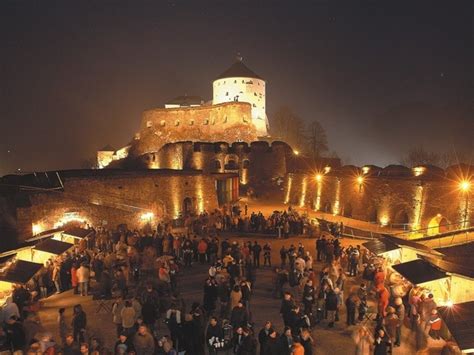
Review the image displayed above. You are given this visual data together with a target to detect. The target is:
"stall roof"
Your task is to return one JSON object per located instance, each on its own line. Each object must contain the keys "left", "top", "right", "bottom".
{"left": 383, "top": 235, "right": 444, "bottom": 257}
{"left": 392, "top": 259, "right": 448, "bottom": 285}
{"left": 438, "top": 301, "right": 474, "bottom": 352}
{"left": 420, "top": 255, "right": 474, "bottom": 279}
{"left": 362, "top": 239, "right": 400, "bottom": 255}
{"left": 25, "top": 228, "right": 63, "bottom": 243}
{"left": 63, "top": 227, "right": 93, "bottom": 239}
{"left": 35, "top": 239, "right": 73, "bottom": 255}
{"left": 0, "top": 260, "right": 43, "bottom": 284}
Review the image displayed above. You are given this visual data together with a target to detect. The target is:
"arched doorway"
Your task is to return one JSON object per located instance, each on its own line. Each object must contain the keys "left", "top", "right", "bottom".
{"left": 343, "top": 203, "right": 353, "bottom": 218}
{"left": 323, "top": 201, "right": 332, "bottom": 213}
{"left": 183, "top": 197, "right": 194, "bottom": 216}
{"left": 367, "top": 207, "right": 378, "bottom": 223}
{"left": 394, "top": 210, "right": 409, "bottom": 226}
{"left": 427, "top": 215, "right": 450, "bottom": 236}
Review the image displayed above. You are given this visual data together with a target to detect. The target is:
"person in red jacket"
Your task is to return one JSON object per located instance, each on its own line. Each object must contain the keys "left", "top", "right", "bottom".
{"left": 377, "top": 285, "right": 390, "bottom": 320}
{"left": 198, "top": 239, "right": 208, "bottom": 264}
{"left": 71, "top": 263, "right": 78, "bottom": 295}
{"left": 429, "top": 309, "right": 442, "bottom": 339}
{"left": 374, "top": 267, "right": 386, "bottom": 289}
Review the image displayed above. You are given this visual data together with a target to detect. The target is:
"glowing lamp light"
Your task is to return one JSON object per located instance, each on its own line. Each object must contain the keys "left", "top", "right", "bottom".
{"left": 293, "top": 150, "right": 299, "bottom": 156}
{"left": 323, "top": 166, "right": 331, "bottom": 174}
{"left": 380, "top": 216, "right": 389, "bottom": 227}
{"left": 362, "top": 166, "right": 370, "bottom": 175}
{"left": 460, "top": 180, "right": 471, "bottom": 192}
{"left": 446, "top": 300, "right": 454, "bottom": 307}
{"left": 356, "top": 176, "right": 364, "bottom": 185}
{"left": 32, "top": 224, "right": 42, "bottom": 236}
{"left": 315, "top": 174, "right": 323, "bottom": 182}
{"left": 413, "top": 166, "right": 426, "bottom": 177}
{"left": 140, "top": 212, "right": 154, "bottom": 221}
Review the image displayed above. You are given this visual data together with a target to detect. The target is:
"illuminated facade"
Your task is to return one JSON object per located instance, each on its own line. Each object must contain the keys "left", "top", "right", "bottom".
{"left": 284, "top": 164, "right": 474, "bottom": 238}
{"left": 97, "top": 59, "right": 268, "bottom": 168}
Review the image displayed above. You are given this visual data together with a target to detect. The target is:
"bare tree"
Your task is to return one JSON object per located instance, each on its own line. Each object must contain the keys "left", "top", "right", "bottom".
{"left": 270, "top": 106, "right": 306, "bottom": 151}
{"left": 306, "top": 120, "right": 328, "bottom": 159}
{"left": 400, "top": 146, "right": 440, "bottom": 167}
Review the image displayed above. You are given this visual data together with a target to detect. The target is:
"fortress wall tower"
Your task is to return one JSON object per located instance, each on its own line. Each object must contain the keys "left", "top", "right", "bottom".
{"left": 213, "top": 58, "right": 268, "bottom": 137}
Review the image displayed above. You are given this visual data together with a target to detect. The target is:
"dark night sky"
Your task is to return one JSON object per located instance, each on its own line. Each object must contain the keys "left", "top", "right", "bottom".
{"left": 1, "top": 0, "right": 472, "bottom": 175}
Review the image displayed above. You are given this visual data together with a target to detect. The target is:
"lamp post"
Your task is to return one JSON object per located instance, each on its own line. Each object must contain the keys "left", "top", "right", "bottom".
{"left": 460, "top": 180, "right": 471, "bottom": 229}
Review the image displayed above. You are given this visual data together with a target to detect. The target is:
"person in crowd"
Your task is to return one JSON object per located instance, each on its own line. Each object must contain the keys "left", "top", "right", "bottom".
{"left": 300, "top": 328, "right": 313, "bottom": 355}
{"left": 72, "top": 304, "right": 87, "bottom": 343}
{"left": 206, "top": 316, "right": 223, "bottom": 355}
{"left": 58, "top": 307, "right": 68, "bottom": 345}
{"left": 429, "top": 309, "right": 442, "bottom": 340}
{"left": 373, "top": 328, "right": 391, "bottom": 355}
{"left": 121, "top": 300, "right": 137, "bottom": 338}
{"left": 76, "top": 263, "right": 90, "bottom": 297}
{"left": 133, "top": 325, "right": 155, "bottom": 355}
{"left": 257, "top": 321, "right": 272, "bottom": 355}
{"left": 115, "top": 332, "right": 135, "bottom": 354}
{"left": 278, "top": 326, "right": 293, "bottom": 355}
{"left": 352, "top": 326, "right": 373, "bottom": 355}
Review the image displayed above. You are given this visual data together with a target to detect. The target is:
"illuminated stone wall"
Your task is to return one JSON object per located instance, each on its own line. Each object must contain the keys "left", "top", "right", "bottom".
{"left": 9, "top": 170, "right": 224, "bottom": 242}
{"left": 284, "top": 165, "right": 474, "bottom": 233}
{"left": 138, "top": 141, "right": 291, "bottom": 190}
{"left": 132, "top": 102, "right": 258, "bottom": 157}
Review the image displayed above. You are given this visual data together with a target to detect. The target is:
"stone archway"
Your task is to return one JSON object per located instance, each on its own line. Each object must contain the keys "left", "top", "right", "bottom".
{"left": 183, "top": 197, "right": 194, "bottom": 216}
{"left": 427, "top": 215, "right": 450, "bottom": 236}
{"left": 394, "top": 210, "right": 409, "bottom": 226}
{"left": 323, "top": 201, "right": 332, "bottom": 213}
{"left": 367, "top": 206, "right": 378, "bottom": 223}
{"left": 343, "top": 203, "right": 353, "bottom": 218}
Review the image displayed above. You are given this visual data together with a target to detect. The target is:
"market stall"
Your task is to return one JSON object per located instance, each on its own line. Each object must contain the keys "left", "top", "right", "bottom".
{"left": 58, "top": 227, "right": 93, "bottom": 244}
{"left": 362, "top": 238, "right": 402, "bottom": 265}
{"left": 17, "top": 238, "right": 74, "bottom": 264}
{"left": 438, "top": 301, "right": 474, "bottom": 353}
{"left": 421, "top": 254, "right": 474, "bottom": 305}
{"left": 0, "top": 258, "right": 43, "bottom": 304}
{"left": 392, "top": 259, "right": 450, "bottom": 305}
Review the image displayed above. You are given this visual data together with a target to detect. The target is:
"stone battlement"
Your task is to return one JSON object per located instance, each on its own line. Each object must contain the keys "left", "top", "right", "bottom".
{"left": 133, "top": 101, "right": 258, "bottom": 156}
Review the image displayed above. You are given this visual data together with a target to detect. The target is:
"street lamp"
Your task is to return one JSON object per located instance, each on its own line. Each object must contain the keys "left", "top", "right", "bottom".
{"left": 460, "top": 180, "right": 471, "bottom": 192}
{"left": 315, "top": 174, "right": 323, "bottom": 182}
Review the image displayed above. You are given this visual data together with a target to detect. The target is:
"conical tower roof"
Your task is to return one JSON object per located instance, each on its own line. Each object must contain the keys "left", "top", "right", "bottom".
{"left": 216, "top": 60, "right": 263, "bottom": 80}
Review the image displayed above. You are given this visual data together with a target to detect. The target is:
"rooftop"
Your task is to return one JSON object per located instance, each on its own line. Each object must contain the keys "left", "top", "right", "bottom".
{"left": 438, "top": 301, "right": 474, "bottom": 352}
{"left": 216, "top": 60, "right": 263, "bottom": 80}
{"left": 392, "top": 259, "right": 448, "bottom": 285}
{"left": 165, "top": 95, "right": 203, "bottom": 107}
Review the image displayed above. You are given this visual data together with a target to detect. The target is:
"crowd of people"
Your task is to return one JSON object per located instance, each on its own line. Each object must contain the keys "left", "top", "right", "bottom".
{"left": 0, "top": 205, "right": 459, "bottom": 354}
{"left": 184, "top": 206, "right": 313, "bottom": 238}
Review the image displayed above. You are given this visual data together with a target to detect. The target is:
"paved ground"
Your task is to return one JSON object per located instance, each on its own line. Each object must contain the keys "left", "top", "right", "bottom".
{"left": 37, "top": 232, "right": 448, "bottom": 354}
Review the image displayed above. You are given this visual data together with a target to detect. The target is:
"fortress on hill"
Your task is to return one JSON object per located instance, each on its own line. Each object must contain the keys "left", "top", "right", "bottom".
{"left": 0, "top": 58, "right": 472, "bottom": 246}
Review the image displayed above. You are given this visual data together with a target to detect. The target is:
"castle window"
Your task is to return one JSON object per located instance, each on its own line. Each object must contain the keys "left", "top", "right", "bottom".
{"left": 189, "top": 119, "right": 194, "bottom": 126}
{"left": 214, "top": 160, "right": 221, "bottom": 170}
{"left": 234, "top": 80, "right": 237, "bottom": 83}
{"left": 254, "top": 92, "right": 257, "bottom": 96}
{"left": 252, "top": 103, "right": 256, "bottom": 107}
{"left": 223, "top": 116, "right": 227, "bottom": 123}
{"left": 146, "top": 121, "right": 152, "bottom": 128}
{"left": 211, "top": 117, "right": 215, "bottom": 125}
{"left": 160, "top": 120, "right": 166, "bottom": 127}
{"left": 243, "top": 160, "right": 250, "bottom": 169}
{"left": 203, "top": 119, "right": 209, "bottom": 125}
{"left": 243, "top": 116, "right": 248, "bottom": 123}
{"left": 175, "top": 120, "right": 180, "bottom": 126}
{"left": 226, "top": 92, "right": 229, "bottom": 96}
{"left": 242, "top": 80, "right": 244, "bottom": 83}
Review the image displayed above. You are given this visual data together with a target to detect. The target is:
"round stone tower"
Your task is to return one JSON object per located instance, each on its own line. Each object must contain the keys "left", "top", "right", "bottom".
{"left": 213, "top": 57, "right": 269, "bottom": 137}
